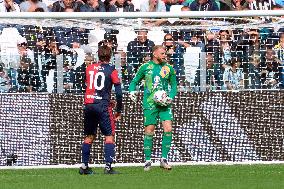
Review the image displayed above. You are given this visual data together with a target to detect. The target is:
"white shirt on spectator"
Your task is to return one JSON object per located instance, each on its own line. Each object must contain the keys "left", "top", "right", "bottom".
{"left": 140, "top": 0, "right": 166, "bottom": 12}
{"left": 223, "top": 67, "right": 244, "bottom": 90}
{"left": 0, "top": 27, "right": 23, "bottom": 69}
{"left": 20, "top": 1, "right": 49, "bottom": 12}
{"left": 0, "top": 0, "right": 20, "bottom": 12}
{"left": 131, "top": 0, "right": 141, "bottom": 11}
{"left": 42, "top": 0, "right": 57, "bottom": 9}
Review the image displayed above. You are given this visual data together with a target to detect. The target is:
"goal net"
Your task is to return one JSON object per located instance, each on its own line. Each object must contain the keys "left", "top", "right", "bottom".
{"left": 0, "top": 12, "right": 283, "bottom": 166}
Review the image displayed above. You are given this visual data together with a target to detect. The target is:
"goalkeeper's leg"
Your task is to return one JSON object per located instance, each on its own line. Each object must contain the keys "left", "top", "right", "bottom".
{"left": 160, "top": 107, "right": 173, "bottom": 170}
{"left": 144, "top": 125, "right": 155, "bottom": 171}
{"left": 143, "top": 109, "right": 158, "bottom": 171}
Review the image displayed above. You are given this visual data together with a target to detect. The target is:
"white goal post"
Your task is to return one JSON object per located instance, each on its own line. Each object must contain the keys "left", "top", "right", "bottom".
{"left": 0, "top": 11, "right": 283, "bottom": 169}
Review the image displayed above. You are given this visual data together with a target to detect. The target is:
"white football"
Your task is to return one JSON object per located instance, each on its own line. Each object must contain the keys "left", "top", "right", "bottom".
{"left": 153, "top": 90, "right": 168, "bottom": 105}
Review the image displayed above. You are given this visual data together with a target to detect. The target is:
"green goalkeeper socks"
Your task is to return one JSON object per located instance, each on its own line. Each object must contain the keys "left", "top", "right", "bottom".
{"left": 144, "top": 134, "right": 153, "bottom": 161}
{"left": 162, "top": 132, "right": 172, "bottom": 159}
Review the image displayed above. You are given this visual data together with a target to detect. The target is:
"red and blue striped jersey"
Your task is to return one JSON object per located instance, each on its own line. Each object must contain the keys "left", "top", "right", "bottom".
{"left": 84, "top": 62, "right": 122, "bottom": 112}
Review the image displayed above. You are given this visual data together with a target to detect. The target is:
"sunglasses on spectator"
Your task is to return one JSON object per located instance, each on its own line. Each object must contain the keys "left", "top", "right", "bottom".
{"left": 164, "top": 38, "right": 173, "bottom": 41}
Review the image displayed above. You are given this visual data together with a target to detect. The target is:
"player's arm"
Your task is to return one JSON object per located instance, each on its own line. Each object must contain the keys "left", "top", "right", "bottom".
{"left": 128, "top": 64, "right": 146, "bottom": 101}
{"left": 111, "top": 69, "right": 123, "bottom": 119}
{"left": 168, "top": 65, "right": 178, "bottom": 99}
{"left": 129, "top": 64, "right": 146, "bottom": 92}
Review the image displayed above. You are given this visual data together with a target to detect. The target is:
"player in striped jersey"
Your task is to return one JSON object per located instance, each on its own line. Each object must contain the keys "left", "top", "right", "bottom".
{"left": 79, "top": 45, "right": 122, "bottom": 175}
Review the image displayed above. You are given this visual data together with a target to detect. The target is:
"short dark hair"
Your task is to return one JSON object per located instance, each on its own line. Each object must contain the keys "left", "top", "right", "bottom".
{"left": 98, "top": 45, "right": 112, "bottom": 62}
{"left": 230, "top": 57, "right": 240, "bottom": 67}
{"left": 20, "top": 56, "right": 32, "bottom": 64}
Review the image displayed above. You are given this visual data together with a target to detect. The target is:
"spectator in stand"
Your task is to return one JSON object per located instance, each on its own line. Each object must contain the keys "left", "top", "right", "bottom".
{"left": 63, "top": 60, "right": 75, "bottom": 93}
{"left": 103, "top": 31, "right": 118, "bottom": 53}
{"left": 228, "top": 0, "right": 246, "bottom": 10}
{"left": 194, "top": 53, "right": 219, "bottom": 91}
{"left": 18, "top": 26, "right": 56, "bottom": 92}
{"left": 218, "top": 30, "right": 233, "bottom": 68}
{"left": 273, "top": 33, "right": 284, "bottom": 62}
{"left": 0, "top": 63, "right": 11, "bottom": 93}
{"left": 105, "top": 0, "right": 134, "bottom": 12}
{"left": 131, "top": 0, "right": 141, "bottom": 11}
{"left": 204, "top": 30, "right": 219, "bottom": 55}
{"left": 223, "top": 57, "right": 244, "bottom": 90}
{"left": 17, "top": 56, "right": 41, "bottom": 92}
{"left": 17, "top": 37, "right": 35, "bottom": 64}
{"left": 0, "top": 27, "right": 25, "bottom": 90}
{"left": 97, "top": 32, "right": 118, "bottom": 63}
{"left": 54, "top": 27, "right": 89, "bottom": 51}
{"left": 0, "top": 0, "right": 20, "bottom": 12}
{"left": 273, "top": 32, "right": 284, "bottom": 89}
{"left": 188, "top": 30, "right": 205, "bottom": 52}
{"left": 74, "top": 53, "right": 95, "bottom": 94}
{"left": 39, "top": 39, "right": 60, "bottom": 92}
{"left": 184, "top": 0, "right": 233, "bottom": 10}
{"left": 248, "top": 53, "right": 262, "bottom": 89}
{"left": 243, "top": 0, "right": 276, "bottom": 10}
{"left": 234, "top": 28, "right": 266, "bottom": 88}
{"left": 51, "top": 0, "right": 82, "bottom": 11}
{"left": 127, "top": 29, "right": 155, "bottom": 72}
{"left": 162, "top": 33, "right": 186, "bottom": 88}
{"left": 80, "top": 0, "right": 106, "bottom": 11}
{"left": 42, "top": 0, "right": 58, "bottom": 11}
{"left": 261, "top": 48, "right": 281, "bottom": 89}
{"left": 187, "top": 0, "right": 219, "bottom": 11}
{"left": 204, "top": 30, "right": 225, "bottom": 89}
{"left": 163, "top": 0, "right": 184, "bottom": 11}
{"left": 118, "top": 51, "right": 134, "bottom": 91}
{"left": 20, "top": 0, "right": 48, "bottom": 12}
{"left": 140, "top": 0, "right": 166, "bottom": 12}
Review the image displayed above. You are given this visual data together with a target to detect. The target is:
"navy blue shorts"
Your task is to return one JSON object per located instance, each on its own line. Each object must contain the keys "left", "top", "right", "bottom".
{"left": 84, "top": 102, "right": 115, "bottom": 136}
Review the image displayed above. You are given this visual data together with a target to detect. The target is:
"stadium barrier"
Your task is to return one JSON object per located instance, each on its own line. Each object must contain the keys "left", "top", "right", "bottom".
{"left": 0, "top": 91, "right": 283, "bottom": 166}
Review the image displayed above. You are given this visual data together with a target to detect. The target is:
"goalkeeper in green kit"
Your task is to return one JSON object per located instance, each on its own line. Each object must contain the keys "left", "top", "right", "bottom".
{"left": 129, "top": 45, "right": 177, "bottom": 171}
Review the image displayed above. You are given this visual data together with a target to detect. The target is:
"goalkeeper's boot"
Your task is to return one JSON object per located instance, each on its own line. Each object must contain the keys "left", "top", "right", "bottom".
{"left": 104, "top": 164, "right": 119, "bottom": 174}
{"left": 160, "top": 159, "right": 172, "bottom": 170}
{"left": 144, "top": 161, "right": 152, "bottom": 171}
{"left": 79, "top": 167, "right": 94, "bottom": 175}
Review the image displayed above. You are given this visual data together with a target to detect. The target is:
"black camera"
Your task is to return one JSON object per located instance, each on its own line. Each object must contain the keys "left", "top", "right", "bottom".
{"left": 6, "top": 154, "right": 18, "bottom": 166}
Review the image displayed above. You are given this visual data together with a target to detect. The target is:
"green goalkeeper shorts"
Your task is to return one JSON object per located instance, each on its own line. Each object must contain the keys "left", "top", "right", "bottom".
{"left": 143, "top": 106, "right": 173, "bottom": 126}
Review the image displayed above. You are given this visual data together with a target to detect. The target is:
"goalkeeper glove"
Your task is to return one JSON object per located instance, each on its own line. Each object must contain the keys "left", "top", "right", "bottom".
{"left": 129, "top": 91, "right": 137, "bottom": 102}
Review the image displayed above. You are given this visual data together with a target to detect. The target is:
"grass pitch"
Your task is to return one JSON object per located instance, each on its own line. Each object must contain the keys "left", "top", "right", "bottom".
{"left": 1, "top": 164, "right": 284, "bottom": 189}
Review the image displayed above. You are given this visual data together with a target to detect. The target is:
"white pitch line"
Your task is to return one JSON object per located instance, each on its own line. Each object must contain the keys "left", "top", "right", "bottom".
{"left": 1, "top": 161, "right": 284, "bottom": 170}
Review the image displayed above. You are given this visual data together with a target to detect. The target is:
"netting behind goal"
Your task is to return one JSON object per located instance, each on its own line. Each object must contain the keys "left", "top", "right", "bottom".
{"left": 0, "top": 91, "right": 283, "bottom": 166}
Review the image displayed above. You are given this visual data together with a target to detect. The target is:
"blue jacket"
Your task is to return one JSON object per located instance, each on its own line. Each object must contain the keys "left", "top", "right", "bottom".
{"left": 80, "top": 1, "right": 106, "bottom": 12}
{"left": 189, "top": 0, "right": 219, "bottom": 11}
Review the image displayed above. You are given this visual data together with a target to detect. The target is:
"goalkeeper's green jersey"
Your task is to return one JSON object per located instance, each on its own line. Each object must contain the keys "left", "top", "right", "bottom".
{"left": 129, "top": 60, "right": 177, "bottom": 109}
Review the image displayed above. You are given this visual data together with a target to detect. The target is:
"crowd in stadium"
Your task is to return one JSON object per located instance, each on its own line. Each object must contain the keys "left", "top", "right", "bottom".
{"left": 0, "top": 0, "right": 283, "bottom": 12}
{"left": 0, "top": 0, "right": 283, "bottom": 93}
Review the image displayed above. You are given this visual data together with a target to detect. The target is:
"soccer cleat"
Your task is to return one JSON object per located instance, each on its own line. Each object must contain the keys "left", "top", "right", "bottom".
{"left": 79, "top": 167, "right": 94, "bottom": 175}
{"left": 104, "top": 167, "right": 119, "bottom": 174}
{"left": 160, "top": 159, "right": 172, "bottom": 170}
{"left": 144, "top": 161, "right": 152, "bottom": 171}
